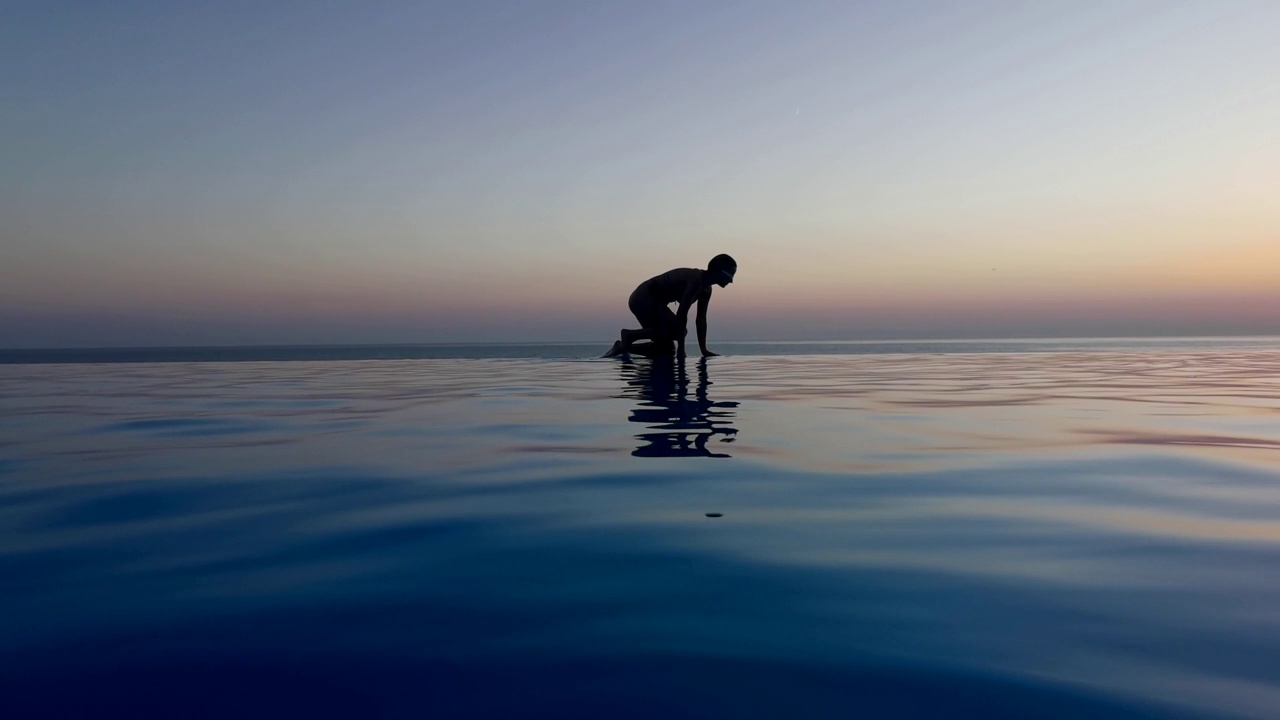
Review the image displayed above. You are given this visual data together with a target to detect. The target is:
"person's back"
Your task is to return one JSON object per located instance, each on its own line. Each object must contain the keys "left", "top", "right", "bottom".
{"left": 635, "top": 268, "right": 704, "bottom": 305}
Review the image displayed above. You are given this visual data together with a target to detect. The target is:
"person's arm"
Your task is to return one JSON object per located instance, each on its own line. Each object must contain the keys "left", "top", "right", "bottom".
{"left": 696, "top": 289, "right": 717, "bottom": 357}
{"left": 674, "top": 276, "right": 702, "bottom": 357}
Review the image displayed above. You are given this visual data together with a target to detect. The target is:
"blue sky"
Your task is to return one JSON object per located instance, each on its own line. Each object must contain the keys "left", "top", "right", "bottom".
{"left": 3, "top": 1, "right": 1278, "bottom": 346}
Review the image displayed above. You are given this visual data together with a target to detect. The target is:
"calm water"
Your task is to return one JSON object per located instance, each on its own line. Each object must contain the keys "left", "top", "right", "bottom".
{"left": 3, "top": 344, "right": 1280, "bottom": 718}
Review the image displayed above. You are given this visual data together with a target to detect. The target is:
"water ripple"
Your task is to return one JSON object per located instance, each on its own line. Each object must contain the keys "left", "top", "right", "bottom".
{"left": 2, "top": 351, "right": 1280, "bottom": 718}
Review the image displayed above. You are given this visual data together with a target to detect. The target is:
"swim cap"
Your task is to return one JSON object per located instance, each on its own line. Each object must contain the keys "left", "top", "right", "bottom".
{"left": 709, "top": 253, "right": 737, "bottom": 281}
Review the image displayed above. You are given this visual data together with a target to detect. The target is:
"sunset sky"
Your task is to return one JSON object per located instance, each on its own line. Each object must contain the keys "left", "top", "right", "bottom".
{"left": 3, "top": 1, "right": 1277, "bottom": 347}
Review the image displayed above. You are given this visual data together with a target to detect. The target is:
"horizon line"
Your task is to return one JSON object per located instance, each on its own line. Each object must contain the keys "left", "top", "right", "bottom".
{"left": 3, "top": 333, "right": 1279, "bottom": 353}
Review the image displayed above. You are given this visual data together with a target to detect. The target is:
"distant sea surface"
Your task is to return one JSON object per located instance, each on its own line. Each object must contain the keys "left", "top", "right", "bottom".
{"left": 5, "top": 335, "right": 1280, "bottom": 363}
{"left": 3, "top": 337, "right": 1280, "bottom": 718}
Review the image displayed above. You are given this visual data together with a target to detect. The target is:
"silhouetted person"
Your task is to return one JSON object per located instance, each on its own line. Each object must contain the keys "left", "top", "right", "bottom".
{"left": 605, "top": 254, "right": 736, "bottom": 359}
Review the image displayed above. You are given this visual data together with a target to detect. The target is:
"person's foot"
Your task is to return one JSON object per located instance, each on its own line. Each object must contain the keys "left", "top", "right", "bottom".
{"left": 602, "top": 340, "right": 624, "bottom": 358}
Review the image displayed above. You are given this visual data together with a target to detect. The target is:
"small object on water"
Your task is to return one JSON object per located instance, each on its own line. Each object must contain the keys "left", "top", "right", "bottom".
{"left": 705, "top": 512, "right": 723, "bottom": 518}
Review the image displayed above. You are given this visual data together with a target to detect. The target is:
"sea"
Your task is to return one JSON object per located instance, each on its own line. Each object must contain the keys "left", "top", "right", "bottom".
{"left": 3, "top": 337, "right": 1280, "bottom": 719}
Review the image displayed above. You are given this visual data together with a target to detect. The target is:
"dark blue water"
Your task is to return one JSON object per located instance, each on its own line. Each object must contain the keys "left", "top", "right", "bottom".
{"left": 3, "top": 345, "right": 1280, "bottom": 718}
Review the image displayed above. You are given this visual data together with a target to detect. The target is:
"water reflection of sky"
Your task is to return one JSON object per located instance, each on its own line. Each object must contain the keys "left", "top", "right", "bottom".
{"left": 3, "top": 352, "right": 1280, "bottom": 718}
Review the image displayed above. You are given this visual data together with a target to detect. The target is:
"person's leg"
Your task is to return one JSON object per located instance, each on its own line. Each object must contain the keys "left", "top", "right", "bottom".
{"left": 607, "top": 338, "right": 674, "bottom": 358}
{"left": 645, "top": 305, "right": 679, "bottom": 357}
{"left": 622, "top": 291, "right": 668, "bottom": 353}
{"left": 621, "top": 327, "right": 651, "bottom": 346}
{"left": 611, "top": 288, "right": 650, "bottom": 356}
{"left": 628, "top": 307, "right": 678, "bottom": 358}
{"left": 626, "top": 339, "right": 676, "bottom": 358}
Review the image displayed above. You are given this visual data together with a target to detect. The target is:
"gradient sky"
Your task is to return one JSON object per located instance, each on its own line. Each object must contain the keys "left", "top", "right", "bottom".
{"left": 3, "top": 0, "right": 1277, "bottom": 347}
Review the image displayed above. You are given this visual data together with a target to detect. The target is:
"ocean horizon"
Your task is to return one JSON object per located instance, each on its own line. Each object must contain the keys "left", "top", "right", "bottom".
{"left": 3, "top": 335, "right": 1279, "bottom": 363}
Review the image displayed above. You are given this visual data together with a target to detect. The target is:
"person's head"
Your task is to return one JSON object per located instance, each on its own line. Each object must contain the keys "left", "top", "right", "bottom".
{"left": 707, "top": 254, "right": 737, "bottom": 288}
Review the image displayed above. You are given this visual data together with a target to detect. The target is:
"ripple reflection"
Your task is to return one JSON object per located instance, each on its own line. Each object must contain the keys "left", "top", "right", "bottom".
{"left": 618, "top": 357, "right": 739, "bottom": 458}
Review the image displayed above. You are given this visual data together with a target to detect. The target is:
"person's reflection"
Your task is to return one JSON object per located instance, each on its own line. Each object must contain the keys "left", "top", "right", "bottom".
{"left": 619, "top": 357, "right": 739, "bottom": 458}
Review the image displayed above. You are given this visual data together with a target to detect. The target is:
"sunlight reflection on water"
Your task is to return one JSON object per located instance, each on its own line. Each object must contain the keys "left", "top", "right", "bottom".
{"left": 2, "top": 351, "right": 1280, "bottom": 718}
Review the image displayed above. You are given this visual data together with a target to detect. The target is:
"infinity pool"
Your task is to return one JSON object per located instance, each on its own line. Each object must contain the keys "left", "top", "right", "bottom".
{"left": 3, "top": 350, "right": 1279, "bottom": 718}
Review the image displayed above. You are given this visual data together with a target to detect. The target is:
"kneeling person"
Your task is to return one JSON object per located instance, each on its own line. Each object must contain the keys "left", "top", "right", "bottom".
{"left": 608, "top": 254, "right": 736, "bottom": 359}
